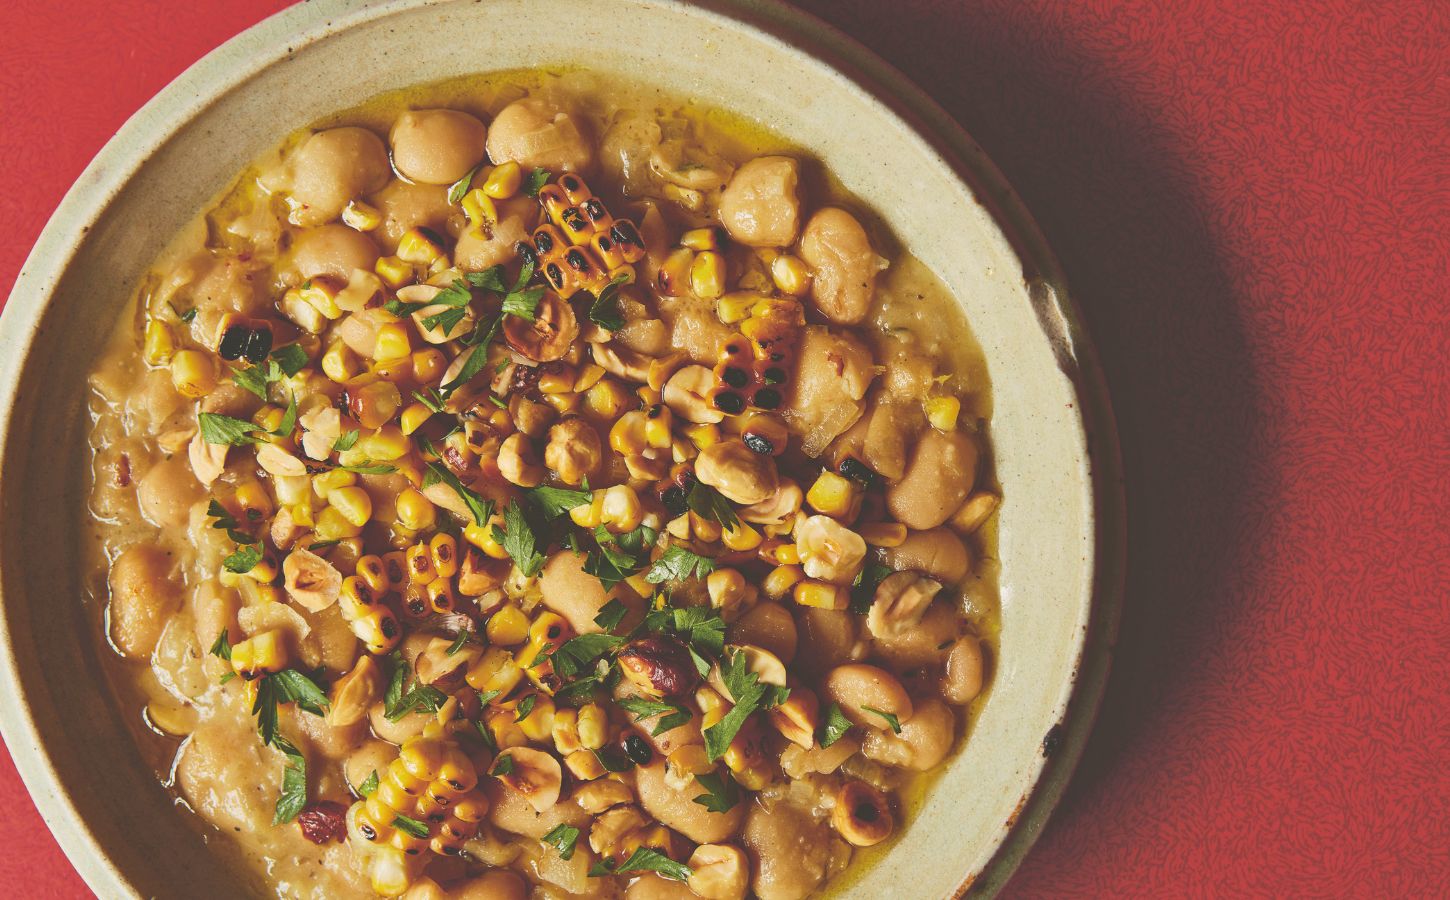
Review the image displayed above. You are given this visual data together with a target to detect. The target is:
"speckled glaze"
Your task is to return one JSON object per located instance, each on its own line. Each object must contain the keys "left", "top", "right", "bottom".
{"left": 0, "top": 1, "right": 1123, "bottom": 897}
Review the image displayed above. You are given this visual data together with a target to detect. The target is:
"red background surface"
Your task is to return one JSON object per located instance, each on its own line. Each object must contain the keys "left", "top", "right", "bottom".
{"left": 1, "top": 0, "right": 1446, "bottom": 897}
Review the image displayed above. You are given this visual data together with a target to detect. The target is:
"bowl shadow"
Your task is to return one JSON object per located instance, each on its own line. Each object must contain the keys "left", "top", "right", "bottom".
{"left": 792, "top": 0, "right": 1268, "bottom": 866}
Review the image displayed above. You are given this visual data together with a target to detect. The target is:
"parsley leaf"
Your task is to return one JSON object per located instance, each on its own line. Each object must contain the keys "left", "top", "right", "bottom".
{"left": 209, "top": 629, "right": 232, "bottom": 661}
{"left": 386, "top": 684, "right": 449, "bottom": 722}
{"left": 692, "top": 771, "right": 740, "bottom": 813}
{"left": 494, "top": 499, "right": 547, "bottom": 577}
{"left": 703, "top": 648, "right": 788, "bottom": 761}
{"left": 541, "top": 823, "right": 581, "bottom": 861}
{"left": 685, "top": 482, "right": 739, "bottom": 530}
{"left": 272, "top": 735, "right": 308, "bottom": 825}
{"left": 850, "top": 563, "right": 893, "bottom": 615}
{"left": 862, "top": 705, "right": 903, "bottom": 734}
{"left": 818, "top": 702, "right": 854, "bottom": 748}
{"left": 618, "top": 697, "right": 692, "bottom": 736}
{"left": 223, "top": 544, "right": 263, "bottom": 574}
{"left": 173, "top": 305, "right": 198, "bottom": 324}
{"left": 411, "top": 388, "right": 445, "bottom": 414}
{"left": 356, "top": 769, "right": 380, "bottom": 798}
{"left": 271, "top": 344, "right": 310, "bottom": 377}
{"left": 423, "top": 462, "right": 493, "bottom": 526}
{"left": 445, "top": 631, "right": 472, "bottom": 656}
{"left": 253, "top": 673, "right": 281, "bottom": 745}
{"left": 270, "top": 392, "right": 298, "bottom": 437}
{"left": 526, "top": 485, "right": 594, "bottom": 518}
{"left": 332, "top": 429, "right": 360, "bottom": 452}
{"left": 465, "top": 266, "right": 508, "bottom": 293}
{"left": 490, "top": 754, "right": 515, "bottom": 776}
{"left": 587, "top": 275, "right": 629, "bottom": 331}
{"left": 502, "top": 285, "right": 546, "bottom": 320}
{"left": 588, "top": 847, "right": 692, "bottom": 882}
{"left": 231, "top": 362, "right": 274, "bottom": 402}
{"left": 447, "top": 165, "right": 480, "bottom": 205}
{"left": 339, "top": 462, "right": 397, "bottom": 475}
{"left": 593, "top": 598, "right": 628, "bottom": 633}
{"left": 198, "top": 412, "right": 259, "bottom": 446}
{"left": 646, "top": 545, "right": 716, "bottom": 584}
{"left": 271, "top": 669, "right": 331, "bottom": 716}
{"left": 524, "top": 167, "right": 552, "bottom": 197}
{"left": 514, "top": 694, "right": 537, "bottom": 722}
{"left": 547, "top": 633, "right": 624, "bottom": 680}
{"left": 392, "top": 814, "right": 430, "bottom": 839}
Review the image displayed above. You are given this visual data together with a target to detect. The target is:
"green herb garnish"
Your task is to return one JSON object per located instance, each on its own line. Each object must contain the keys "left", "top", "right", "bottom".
{"left": 818, "top": 702, "right": 854, "bottom": 748}
{"left": 692, "top": 771, "right": 740, "bottom": 813}
{"left": 862, "top": 705, "right": 903, "bottom": 734}
{"left": 541, "top": 823, "right": 581, "bottom": 861}
{"left": 646, "top": 545, "right": 716, "bottom": 584}
{"left": 198, "top": 412, "right": 259, "bottom": 446}
{"left": 617, "top": 697, "right": 693, "bottom": 736}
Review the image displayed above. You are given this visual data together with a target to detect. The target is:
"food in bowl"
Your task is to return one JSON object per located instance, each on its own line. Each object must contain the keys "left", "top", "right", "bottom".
{"left": 84, "top": 70, "right": 1001, "bottom": 899}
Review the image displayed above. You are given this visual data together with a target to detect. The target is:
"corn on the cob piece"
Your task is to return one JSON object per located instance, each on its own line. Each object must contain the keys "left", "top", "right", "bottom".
{"left": 519, "top": 174, "right": 645, "bottom": 299}
{"left": 709, "top": 297, "right": 804, "bottom": 416}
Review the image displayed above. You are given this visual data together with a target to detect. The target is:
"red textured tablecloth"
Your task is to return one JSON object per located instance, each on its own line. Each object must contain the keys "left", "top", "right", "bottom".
{"left": 2, "top": 1, "right": 1446, "bottom": 897}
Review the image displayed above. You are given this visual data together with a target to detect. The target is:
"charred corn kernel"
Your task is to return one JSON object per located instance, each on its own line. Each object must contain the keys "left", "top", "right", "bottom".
{"left": 671, "top": 438, "right": 696, "bottom": 464}
{"left": 585, "top": 378, "right": 632, "bottom": 419}
{"left": 657, "top": 247, "right": 695, "bottom": 297}
{"left": 665, "top": 745, "right": 714, "bottom": 790}
{"left": 374, "top": 255, "right": 414, "bottom": 289}
{"left": 569, "top": 492, "right": 605, "bottom": 529}
{"left": 861, "top": 522, "right": 908, "bottom": 547}
{"left": 356, "top": 555, "right": 389, "bottom": 593}
{"left": 410, "top": 349, "right": 445, "bottom": 384}
{"left": 793, "top": 579, "right": 848, "bottom": 610}
{"left": 425, "top": 578, "right": 457, "bottom": 613}
{"left": 484, "top": 709, "right": 529, "bottom": 751}
{"left": 253, "top": 404, "right": 287, "bottom": 434}
{"left": 599, "top": 485, "right": 643, "bottom": 533}
{"left": 379, "top": 551, "right": 408, "bottom": 588}
{"left": 721, "top": 521, "right": 763, "bottom": 552}
{"left": 574, "top": 364, "right": 608, "bottom": 394}
{"left": 606, "top": 263, "right": 637, "bottom": 286}
{"left": 486, "top": 605, "right": 530, "bottom": 646}
{"left": 359, "top": 426, "right": 409, "bottom": 461}
{"left": 273, "top": 475, "right": 310, "bottom": 507}
{"left": 696, "top": 688, "right": 727, "bottom": 729}
{"left": 482, "top": 160, "right": 522, "bottom": 199}
{"left": 341, "top": 199, "right": 382, "bottom": 231}
{"left": 400, "top": 403, "right": 434, "bottom": 436}
{"left": 690, "top": 250, "right": 726, "bottom": 299}
{"left": 352, "top": 381, "right": 403, "bottom": 430}
{"left": 551, "top": 708, "right": 581, "bottom": 754}
{"left": 763, "top": 542, "right": 800, "bottom": 565}
{"left": 234, "top": 480, "right": 274, "bottom": 520}
{"left": 429, "top": 533, "right": 459, "bottom": 578}
{"left": 296, "top": 278, "right": 343, "bottom": 320}
{"left": 322, "top": 340, "right": 360, "bottom": 383}
{"left": 287, "top": 502, "right": 315, "bottom": 528}
{"left": 680, "top": 226, "right": 722, "bottom": 251}
{"left": 925, "top": 396, "right": 961, "bottom": 431}
{"left": 764, "top": 563, "right": 805, "bottom": 600}
{"left": 463, "top": 516, "right": 509, "bottom": 560}
{"left": 643, "top": 404, "right": 673, "bottom": 448}
{"left": 170, "top": 350, "right": 217, "bottom": 398}
{"left": 312, "top": 468, "right": 357, "bottom": 500}
{"left": 806, "top": 471, "right": 860, "bottom": 519}
{"left": 771, "top": 254, "right": 811, "bottom": 296}
{"left": 397, "top": 227, "right": 447, "bottom": 265}
{"left": 329, "top": 486, "right": 373, "bottom": 527}
{"left": 637, "top": 386, "right": 662, "bottom": 406}
{"left": 315, "top": 506, "right": 363, "bottom": 540}
{"left": 565, "top": 749, "right": 606, "bottom": 781}
{"left": 716, "top": 292, "right": 763, "bottom": 325}
{"left": 538, "top": 367, "right": 576, "bottom": 394}
{"left": 230, "top": 629, "right": 288, "bottom": 679}
{"left": 575, "top": 703, "right": 608, "bottom": 751}
{"left": 144, "top": 320, "right": 175, "bottom": 366}
{"left": 541, "top": 390, "right": 581, "bottom": 415}
{"left": 461, "top": 188, "right": 498, "bottom": 231}
{"left": 406, "top": 542, "right": 437, "bottom": 583}
{"left": 464, "top": 646, "right": 523, "bottom": 695}
{"left": 373, "top": 323, "right": 412, "bottom": 361}
{"left": 516, "top": 694, "right": 555, "bottom": 741}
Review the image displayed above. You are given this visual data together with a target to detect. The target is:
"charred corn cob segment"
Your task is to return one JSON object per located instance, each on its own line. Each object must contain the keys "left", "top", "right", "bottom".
{"left": 351, "top": 728, "right": 489, "bottom": 893}
{"left": 521, "top": 174, "right": 645, "bottom": 299}
{"left": 339, "top": 566, "right": 403, "bottom": 655}
{"left": 709, "top": 297, "right": 804, "bottom": 416}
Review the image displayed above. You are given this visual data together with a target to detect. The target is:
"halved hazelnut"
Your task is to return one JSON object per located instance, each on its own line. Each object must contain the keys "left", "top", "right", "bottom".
{"left": 831, "top": 780, "right": 894, "bottom": 847}
{"left": 283, "top": 547, "right": 342, "bottom": 612}
{"left": 617, "top": 636, "right": 699, "bottom": 697}
{"left": 495, "top": 746, "right": 562, "bottom": 813}
{"left": 504, "top": 292, "right": 578, "bottom": 361}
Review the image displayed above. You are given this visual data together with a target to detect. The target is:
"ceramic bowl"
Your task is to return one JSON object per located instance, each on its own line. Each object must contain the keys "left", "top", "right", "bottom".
{"left": 0, "top": 1, "right": 1123, "bottom": 896}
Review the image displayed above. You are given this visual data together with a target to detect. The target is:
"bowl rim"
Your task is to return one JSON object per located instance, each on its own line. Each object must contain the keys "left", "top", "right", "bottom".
{"left": 0, "top": 1, "right": 1125, "bottom": 896}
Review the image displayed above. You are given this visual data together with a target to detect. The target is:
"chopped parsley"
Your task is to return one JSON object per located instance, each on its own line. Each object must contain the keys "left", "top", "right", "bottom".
{"left": 646, "top": 545, "right": 716, "bottom": 584}
{"left": 523, "top": 167, "right": 552, "bottom": 197}
{"left": 209, "top": 629, "right": 232, "bottom": 661}
{"left": 198, "top": 412, "right": 259, "bottom": 446}
{"left": 587, "top": 275, "right": 630, "bottom": 331}
{"left": 526, "top": 484, "right": 593, "bottom": 518}
{"left": 818, "top": 702, "right": 854, "bottom": 748}
{"left": 391, "top": 814, "right": 430, "bottom": 839}
{"left": 546, "top": 633, "right": 624, "bottom": 680}
{"left": 850, "top": 562, "right": 893, "bottom": 615}
{"left": 272, "top": 735, "right": 308, "bottom": 825}
{"left": 514, "top": 694, "right": 537, "bottom": 722}
{"left": 588, "top": 846, "right": 692, "bottom": 882}
{"left": 593, "top": 598, "right": 628, "bottom": 633}
{"left": 685, "top": 481, "right": 739, "bottom": 529}
{"left": 692, "top": 771, "right": 740, "bottom": 813}
{"left": 617, "top": 697, "right": 692, "bottom": 736}
{"left": 222, "top": 544, "right": 263, "bottom": 574}
{"left": 703, "top": 648, "right": 790, "bottom": 761}
{"left": 493, "top": 499, "right": 547, "bottom": 577}
{"left": 447, "top": 165, "right": 480, "bottom": 205}
{"left": 422, "top": 462, "right": 493, "bottom": 526}
{"left": 332, "top": 429, "right": 360, "bottom": 452}
{"left": 356, "top": 769, "right": 380, "bottom": 798}
{"left": 490, "top": 754, "right": 515, "bottom": 776}
{"left": 339, "top": 462, "right": 397, "bottom": 475}
{"left": 862, "top": 705, "right": 903, "bottom": 734}
{"left": 541, "top": 823, "right": 581, "bottom": 861}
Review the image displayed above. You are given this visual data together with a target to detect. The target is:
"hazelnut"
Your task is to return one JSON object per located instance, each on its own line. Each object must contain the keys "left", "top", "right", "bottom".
{"left": 831, "top": 780, "right": 894, "bottom": 847}
{"left": 504, "top": 293, "right": 578, "bottom": 362}
{"left": 617, "top": 636, "right": 699, "bottom": 697}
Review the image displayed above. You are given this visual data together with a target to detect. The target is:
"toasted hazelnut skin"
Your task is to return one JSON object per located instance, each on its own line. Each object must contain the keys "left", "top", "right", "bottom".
{"left": 617, "top": 636, "right": 700, "bottom": 698}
